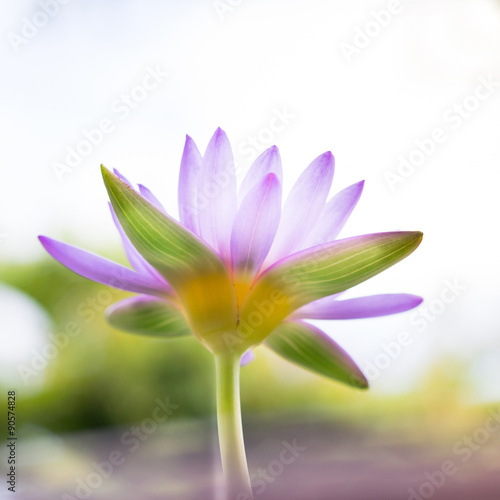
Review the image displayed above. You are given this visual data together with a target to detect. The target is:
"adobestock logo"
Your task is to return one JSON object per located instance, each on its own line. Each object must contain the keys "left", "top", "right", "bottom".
{"left": 385, "top": 75, "right": 500, "bottom": 191}
{"left": 213, "top": 0, "right": 244, "bottom": 21}
{"left": 361, "top": 278, "right": 467, "bottom": 383}
{"left": 408, "top": 278, "right": 466, "bottom": 333}
{"left": 61, "top": 396, "right": 179, "bottom": 500}
{"left": 51, "top": 65, "right": 168, "bottom": 182}
{"left": 407, "top": 407, "right": 500, "bottom": 500}
{"left": 237, "top": 107, "right": 296, "bottom": 163}
{"left": 237, "top": 439, "right": 307, "bottom": 499}
{"left": 340, "top": 0, "right": 403, "bottom": 64}
{"left": 7, "top": 0, "right": 72, "bottom": 53}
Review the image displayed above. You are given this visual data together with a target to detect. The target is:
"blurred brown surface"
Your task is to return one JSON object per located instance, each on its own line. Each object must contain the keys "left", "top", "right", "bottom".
{"left": 11, "top": 413, "right": 500, "bottom": 500}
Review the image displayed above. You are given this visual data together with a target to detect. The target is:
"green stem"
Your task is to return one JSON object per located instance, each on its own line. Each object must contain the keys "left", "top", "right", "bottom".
{"left": 215, "top": 353, "right": 253, "bottom": 500}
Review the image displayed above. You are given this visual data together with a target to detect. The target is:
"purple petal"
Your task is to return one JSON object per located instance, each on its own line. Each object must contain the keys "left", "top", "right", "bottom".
{"left": 264, "top": 152, "right": 334, "bottom": 265}
{"left": 178, "top": 135, "right": 202, "bottom": 235}
{"left": 240, "top": 232, "right": 423, "bottom": 335}
{"left": 38, "top": 236, "right": 170, "bottom": 297}
{"left": 240, "top": 350, "right": 255, "bottom": 366}
{"left": 113, "top": 168, "right": 133, "bottom": 187}
{"left": 108, "top": 203, "right": 170, "bottom": 287}
{"left": 304, "top": 180, "right": 364, "bottom": 248}
{"left": 230, "top": 173, "right": 282, "bottom": 276}
{"left": 112, "top": 170, "right": 166, "bottom": 215}
{"left": 293, "top": 293, "right": 423, "bottom": 320}
{"left": 197, "top": 128, "right": 237, "bottom": 258}
{"left": 138, "top": 184, "right": 166, "bottom": 213}
{"left": 109, "top": 203, "right": 150, "bottom": 273}
{"left": 238, "top": 146, "right": 282, "bottom": 206}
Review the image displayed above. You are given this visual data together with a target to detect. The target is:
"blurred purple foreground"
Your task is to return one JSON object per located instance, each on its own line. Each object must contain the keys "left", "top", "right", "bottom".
{"left": 14, "top": 414, "right": 500, "bottom": 500}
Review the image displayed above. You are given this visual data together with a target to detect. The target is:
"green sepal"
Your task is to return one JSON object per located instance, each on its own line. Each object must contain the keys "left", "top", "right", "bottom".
{"left": 265, "top": 320, "right": 368, "bottom": 389}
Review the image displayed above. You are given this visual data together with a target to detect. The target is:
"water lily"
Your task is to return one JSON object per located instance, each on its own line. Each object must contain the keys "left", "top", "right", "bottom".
{"left": 39, "top": 127, "right": 423, "bottom": 499}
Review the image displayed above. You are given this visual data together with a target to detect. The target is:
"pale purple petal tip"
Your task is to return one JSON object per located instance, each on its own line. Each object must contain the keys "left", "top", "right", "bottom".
{"left": 197, "top": 128, "right": 237, "bottom": 257}
{"left": 138, "top": 184, "right": 166, "bottom": 213}
{"left": 240, "top": 350, "right": 255, "bottom": 366}
{"left": 38, "top": 235, "right": 168, "bottom": 297}
{"left": 264, "top": 151, "right": 334, "bottom": 265}
{"left": 294, "top": 293, "right": 423, "bottom": 320}
{"left": 113, "top": 169, "right": 132, "bottom": 187}
{"left": 305, "top": 179, "right": 365, "bottom": 247}
{"left": 178, "top": 134, "right": 202, "bottom": 234}
{"left": 238, "top": 145, "right": 283, "bottom": 206}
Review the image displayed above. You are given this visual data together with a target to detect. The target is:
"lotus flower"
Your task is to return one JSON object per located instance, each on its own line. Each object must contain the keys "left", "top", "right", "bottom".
{"left": 39, "top": 128, "right": 423, "bottom": 499}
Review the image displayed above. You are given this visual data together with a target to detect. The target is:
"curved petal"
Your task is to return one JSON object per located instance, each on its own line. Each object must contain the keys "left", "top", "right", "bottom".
{"left": 38, "top": 236, "right": 170, "bottom": 297}
{"left": 304, "top": 180, "right": 364, "bottom": 248}
{"left": 238, "top": 146, "right": 282, "bottom": 206}
{"left": 138, "top": 184, "right": 166, "bottom": 213}
{"left": 197, "top": 128, "right": 237, "bottom": 258}
{"left": 106, "top": 296, "right": 191, "bottom": 337}
{"left": 112, "top": 169, "right": 166, "bottom": 215}
{"left": 102, "top": 166, "right": 238, "bottom": 339}
{"left": 230, "top": 173, "right": 282, "bottom": 276}
{"left": 293, "top": 293, "right": 423, "bottom": 320}
{"left": 237, "top": 231, "right": 423, "bottom": 346}
{"left": 178, "top": 135, "right": 202, "bottom": 235}
{"left": 108, "top": 203, "right": 169, "bottom": 284}
{"left": 264, "top": 320, "right": 368, "bottom": 388}
{"left": 265, "top": 152, "right": 334, "bottom": 265}
{"left": 113, "top": 168, "right": 132, "bottom": 187}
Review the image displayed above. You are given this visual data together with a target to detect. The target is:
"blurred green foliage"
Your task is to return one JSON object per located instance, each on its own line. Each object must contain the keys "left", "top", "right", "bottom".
{"left": 0, "top": 256, "right": 494, "bottom": 437}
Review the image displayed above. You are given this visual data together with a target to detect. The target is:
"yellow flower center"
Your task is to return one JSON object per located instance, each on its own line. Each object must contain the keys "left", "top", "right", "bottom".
{"left": 176, "top": 267, "right": 292, "bottom": 355}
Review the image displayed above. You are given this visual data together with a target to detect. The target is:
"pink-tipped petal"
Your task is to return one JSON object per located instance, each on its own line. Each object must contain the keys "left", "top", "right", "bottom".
{"left": 230, "top": 173, "right": 282, "bottom": 276}
{"left": 138, "top": 184, "right": 166, "bottom": 213}
{"left": 197, "top": 128, "right": 237, "bottom": 258}
{"left": 238, "top": 146, "right": 282, "bottom": 206}
{"left": 264, "top": 152, "right": 334, "bottom": 265}
{"left": 113, "top": 168, "right": 132, "bottom": 187}
{"left": 38, "top": 236, "right": 170, "bottom": 297}
{"left": 304, "top": 180, "right": 364, "bottom": 248}
{"left": 178, "top": 135, "right": 202, "bottom": 235}
{"left": 293, "top": 293, "right": 423, "bottom": 320}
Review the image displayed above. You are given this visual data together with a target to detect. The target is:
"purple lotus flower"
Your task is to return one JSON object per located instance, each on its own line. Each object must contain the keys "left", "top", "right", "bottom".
{"left": 39, "top": 128, "right": 423, "bottom": 499}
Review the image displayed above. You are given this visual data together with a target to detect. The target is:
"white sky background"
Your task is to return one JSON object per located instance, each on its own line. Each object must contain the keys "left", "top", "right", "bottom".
{"left": 0, "top": 0, "right": 499, "bottom": 397}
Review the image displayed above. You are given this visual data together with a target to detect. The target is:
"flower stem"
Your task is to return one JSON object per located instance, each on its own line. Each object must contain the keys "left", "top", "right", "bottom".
{"left": 215, "top": 352, "right": 253, "bottom": 500}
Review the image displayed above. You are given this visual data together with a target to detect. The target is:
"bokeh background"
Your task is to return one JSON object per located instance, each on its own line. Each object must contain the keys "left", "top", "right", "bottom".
{"left": 1, "top": 0, "right": 500, "bottom": 499}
